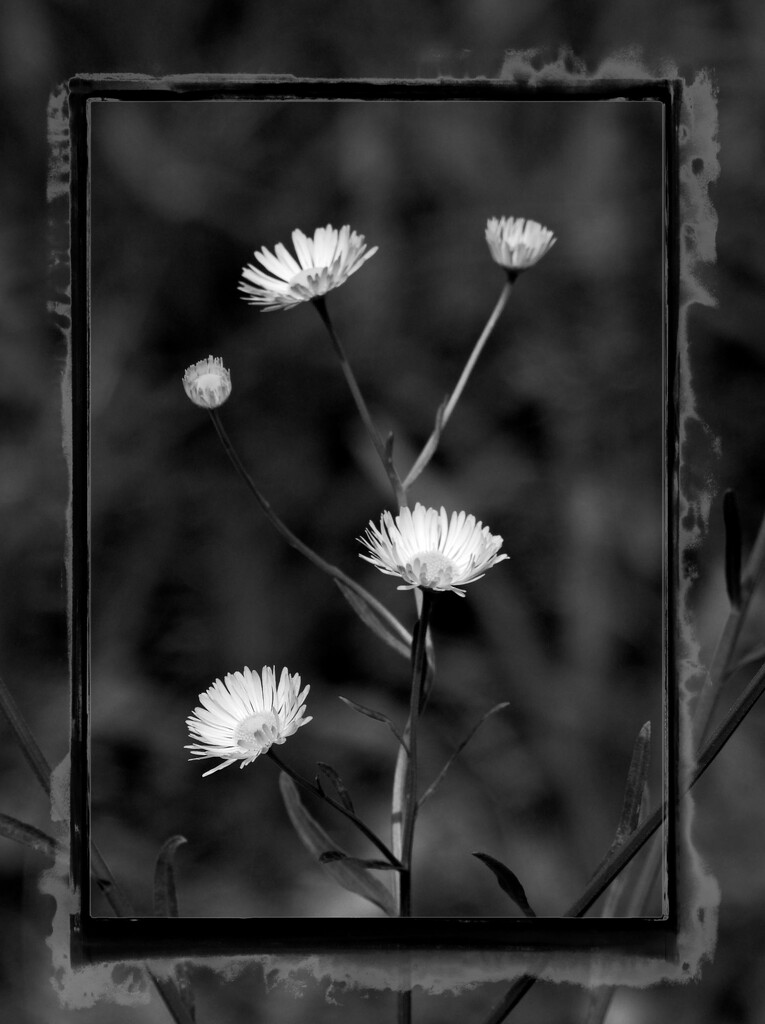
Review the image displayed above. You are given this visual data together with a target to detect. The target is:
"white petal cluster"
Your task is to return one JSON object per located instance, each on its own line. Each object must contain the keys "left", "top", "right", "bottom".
{"left": 485, "top": 217, "right": 556, "bottom": 274}
{"left": 359, "top": 503, "right": 508, "bottom": 597}
{"left": 182, "top": 355, "right": 232, "bottom": 409}
{"left": 238, "top": 224, "right": 377, "bottom": 311}
{"left": 186, "top": 666, "right": 311, "bottom": 776}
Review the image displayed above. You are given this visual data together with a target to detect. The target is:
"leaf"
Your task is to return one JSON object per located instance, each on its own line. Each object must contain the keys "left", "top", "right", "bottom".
{"left": 279, "top": 773, "right": 396, "bottom": 916}
{"left": 724, "top": 489, "right": 742, "bottom": 609}
{"left": 590, "top": 722, "right": 651, "bottom": 880}
{"left": 316, "top": 762, "right": 355, "bottom": 815}
{"left": 318, "top": 851, "right": 404, "bottom": 872}
{"left": 338, "top": 696, "right": 409, "bottom": 753}
{"left": 334, "top": 579, "right": 410, "bottom": 659}
{"left": 0, "top": 812, "right": 61, "bottom": 858}
{"left": 418, "top": 702, "right": 510, "bottom": 808}
{"left": 473, "top": 852, "right": 537, "bottom": 917}
{"left": 153, "top": 835, "right": 187, "bottom": 918}
{"left": 614, "top": 722, "right": 652, "bottom": 845}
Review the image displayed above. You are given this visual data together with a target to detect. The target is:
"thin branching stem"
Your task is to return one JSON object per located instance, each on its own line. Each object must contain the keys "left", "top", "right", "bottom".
{"left": 398, "top": 589, "right": 434, "bottom": 917}
{"left": 403, "top": 279, "right": 513, "bottom": 490}
{"left": 208, "top": 408, "right": 409, "bottom": 647}
{"left": 312, "top": 296, "right": 406, "bottom": 507}
{"left": 267, "top": 750, "right": 401, "bottom": 867}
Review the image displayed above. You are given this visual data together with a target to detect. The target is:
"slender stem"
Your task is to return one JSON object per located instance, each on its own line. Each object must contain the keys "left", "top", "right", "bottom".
{"left": 479, "top": 657, "right": 765, "bottom": 1023}
{"left": 403, "top": 279, "right": 513, "bottom": 490}
{"left": 207, "top": 409, "right": 410, "bottom": 649}
{"left": 0, "top": 675, "right": 194, "bottom": 1024}
{"left": 267, "top": 750, "right": 402, "bottom": 868}
{"left": 695, "top": 499, "right": 765, "bottom": 744}
{"left": 398, "top": 589, "right": 434, "bottom": 917}
{"left": 312, "top": 296, "right": 406, "bottom": 507}
{"left": 0, "top": 674, "right": 53, "bottom": 797}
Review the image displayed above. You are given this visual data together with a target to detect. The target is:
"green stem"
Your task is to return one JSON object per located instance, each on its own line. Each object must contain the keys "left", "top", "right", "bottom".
{"left": 208, "top": 409, "right": 409, "bottom": 649}
{"left": 312, "top": 296, "right": 407, "bottom": 507}
{"left": 399, "top": 589, "right": 434, "bottom": 917}
{"left": 267, "top": 750, "right": 401, "bottom": 868}
{"left": 403, "top": 280, "right": 512, "bottom": 490}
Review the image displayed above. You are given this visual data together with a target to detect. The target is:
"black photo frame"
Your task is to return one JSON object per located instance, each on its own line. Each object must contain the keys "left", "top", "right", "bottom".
{"left": 67, "top": 74, "right": 680, "bottom": 968}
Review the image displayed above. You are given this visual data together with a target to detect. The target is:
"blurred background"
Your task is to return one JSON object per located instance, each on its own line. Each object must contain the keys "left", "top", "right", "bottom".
{"left": 1, "top": 1, "right": 765, "bottom": 1022}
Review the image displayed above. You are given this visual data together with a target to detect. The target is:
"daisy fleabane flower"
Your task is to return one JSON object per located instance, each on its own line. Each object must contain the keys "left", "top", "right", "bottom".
{"left": 485, "top": 217, "right": 556, "bottom": 275}
{"left": 185, "top": 666, "right": 311, "bottom": 776}
{"left": 182, "top": 355, "right": 232, "bottom": 409}
{"left": 359, "top": 503, "right": 509, "bottom": 598}
{"left": 238, "top": 224, "right": 378, "bottom": 311}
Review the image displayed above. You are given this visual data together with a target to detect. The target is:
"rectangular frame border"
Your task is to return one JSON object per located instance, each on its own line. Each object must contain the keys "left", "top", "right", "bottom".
{"left": 69, "top": 74, "right": 681, "bottom": 965}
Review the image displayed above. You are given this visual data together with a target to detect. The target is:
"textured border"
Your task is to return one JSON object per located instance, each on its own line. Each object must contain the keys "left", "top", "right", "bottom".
{"left": 44, "top": 54, "right": 719, "bottom": 1008}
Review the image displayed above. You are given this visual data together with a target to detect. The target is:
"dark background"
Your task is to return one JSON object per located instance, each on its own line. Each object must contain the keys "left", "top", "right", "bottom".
{"left": 2, "top": 2, "right": 765, "bottom": 1022}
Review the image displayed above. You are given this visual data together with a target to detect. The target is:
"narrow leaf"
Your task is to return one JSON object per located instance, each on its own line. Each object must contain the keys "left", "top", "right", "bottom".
{"left": 419, "top": 702, "right": 510, "bottom": 809}
{"left": 153, "top": 835, "right": 187, "bottom": 918}
{"left": 339, "top": 696, "right": 409, "bottom": 753}
{"left": 318, "top": 851, "right": 405, "bottom": 872}
{"left": 615, "top": 722, "right": 651, "bottom": 842}
{"left": 724, "top": 489, "right": 742, "bottom": 609}
{"left": 473, "top": 852, "right": 537, "bottom": 917}
{"left": 334, "top": 579, "right": 410, "bottom": 659}
{"left": 591, "top": 722, "right": 651, "bottom": 883}
{"left": 279, "top": 773, "right": 396, "bottom": 916}
{"left": 316, "top": 762, "right": 355, "bottom": 815}
{"left": 0, "top": 813, "right": 61, "bottom": 858}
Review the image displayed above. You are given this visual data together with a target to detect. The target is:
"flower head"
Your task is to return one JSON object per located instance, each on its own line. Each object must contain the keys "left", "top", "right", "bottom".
{"left": 186, "top": 666, "right": 311, "bottom": 776}
{"left": 182, "top": 355, "right": 232, "bottom": 409}
{"left": 485, "top": 217, "right": 556, "bottom": 275}
{"left": 238, "top": 224, "right": 378, "bottom": 312}
{"left": 359, "top": 503, "right": 508, "bottom": 597}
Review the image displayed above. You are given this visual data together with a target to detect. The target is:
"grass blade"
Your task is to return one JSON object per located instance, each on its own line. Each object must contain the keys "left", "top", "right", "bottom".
{"left": 153, "top": 835, "right": 187, "bottom": 918}
{"left": 0, "top": 813, "right": 62, "bottom": 858}
{"left": 723, "top": 489, "right": 742, "bottom": 609}
{"left": 590, "top": 721, "right": 651, "bottom": 879}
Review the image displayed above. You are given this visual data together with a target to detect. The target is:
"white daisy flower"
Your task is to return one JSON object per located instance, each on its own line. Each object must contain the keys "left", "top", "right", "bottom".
{"left": 182, "top": 355, "right": 232, "bottom": 409}
{"left": 186, "top": 666, "right": 311, "bottom": 776}
{"left": 485, "top": 217, "right": 556, "bottom": 274}
{"left": 359, "top": 502, "right": 509, "bottom": 598}
{"left": 238, "top": 224, "right": 378, "bottom": 311}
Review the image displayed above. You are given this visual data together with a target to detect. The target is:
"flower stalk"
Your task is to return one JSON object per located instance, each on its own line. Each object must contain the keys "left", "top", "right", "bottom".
{"left": 312, "top": 296, "right": 406, "bottom": 508}
{"left": 403, "top": 279, "right": 513, "bottom": 490}
{"left": 398, "top": 588, "right": 435, "bottom": 917}
{"left": 207, "top": 408, "right": 409, "bottom": 648}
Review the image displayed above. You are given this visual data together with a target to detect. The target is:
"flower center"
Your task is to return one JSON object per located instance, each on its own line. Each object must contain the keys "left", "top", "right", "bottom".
{"left": 411, "top": 550, "right": 457, "bottom": 589}
{"left": 233, "top": 710, "right": 281, "bottom": 753}
{"left": 289, "top": 266, "right": 326, "bottom": 290}
{"left": 194, "top": 372, "right": 224, "bottom": 395}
